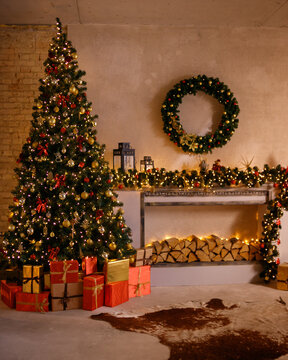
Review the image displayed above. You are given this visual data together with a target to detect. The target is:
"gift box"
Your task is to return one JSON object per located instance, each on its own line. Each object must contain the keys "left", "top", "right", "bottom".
{"left": 2, "top": 268, "right": 22, "bottom": 284}
{"left": 50, "top": 260, "right": 79, "bottom": 284}
{"left": 105, "top": 280, "right": 129, "bottom": 307}
{"left": 44, "top": 273, "right": 50, "bottom": 290}
{"left": 51, "top": 281, "right": 83, "bottom": 311}
{"left": 128, "top": 265, "right": 151, "bottom": 298}
{"left": 83, "top": 275, "right": 104, "bottom": 311}
{"left": 82, "top": 256, "right": 98, "bottom": 276}
{"left": 277, "top": 263, "right": 288, "bottom": 290}
{"left": 104, "top": 259, "right": 129, "bottom": 284}
{"left": 22, "top": 265, "right": 44, "bottom": 293}
{"left": 16, "top": 291, "right": 49, "bottom": 313}
{"left": 1, "top": 280, "right": 22, "bottom": 308}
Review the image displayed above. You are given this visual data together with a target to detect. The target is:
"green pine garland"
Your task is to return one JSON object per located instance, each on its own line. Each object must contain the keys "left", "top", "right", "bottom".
{"left": 161, "top": 75, "right": 240, "bottom": 154}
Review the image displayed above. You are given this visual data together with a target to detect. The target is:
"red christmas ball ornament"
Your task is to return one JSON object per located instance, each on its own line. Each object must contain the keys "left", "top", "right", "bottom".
{"left": 194, "top": 182, "right": 200, "bottom": 188}
{"left": 84, "top": 177, "right": 90, "bottom": 183}
{"left": 273, "top": 183, "right": 279, "bottom": 188}
{"left": 118, "top": 184, "right": 124, "bottom": 190}
{"left": 60, "top": 127, "right": 66, "bottom": 134}
{"left": 276, "top": 258, "right": 280, "bottom": 265}
{"left": 254, "top": 171, "right": 259, "bottom": 177}
{"left": 277, "top": 202, "right": 282, "bottom": 207}
{"left": 40, "top": 133, "right": 46, "bottom": 138}
{"left": 277, "top": 239, "right": 281, "bottom": 245}
{"left": 79, "top": 162, "right": 85, "bottom": 168}
{"left": 230, "top": 179, "right": 236, "bottom": 185}
{"left": 30, "top": 254, "right": 36, "bottom": 260}
{"left": 260, "top": 243, "right": 265, "bottom": 249}
{"left": 276, "top": 219, "right": 281, "bottom": 226}
{"left": 71, "top": 103, "right": 76, "bottom": 109}
{"left": 107, "top": 179, "right": 111, "bottom": 184}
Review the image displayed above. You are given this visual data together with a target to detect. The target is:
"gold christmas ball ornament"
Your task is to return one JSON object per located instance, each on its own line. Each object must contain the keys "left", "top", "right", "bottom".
{"left": 8, "top": 224, "right": 15, "bottom": 231}
{"left": 88, "top": 137, "right": 94, "bottom": 145}
{"left": 8, "top": 212, "right": 14, "bottom": 218}
{"left": 108, "top": 242, "right": 117, "bottom": 251}
{"left": 69, "top": 241, "right": 74, "bottom": 247}
{"left": 50, "top": 232, "right": 55, "bottom": 237}
{"left": 105, "top": 190, "right": 113, "bottom": 197}
{"left": 75, "top": 195, "right": 81, "bottom": 201}
{"left": 72, "top": 52, "right": 78, "bottom": 59}
{"left": 32, "top": 142, "right": 38, "bottom": 149}
{"left": 87, "top": 238, "right": 94, "bottom": 245}
{"left": 91, "top": 161, "right": 98, "bottom": 168}
{"left": 36, "top": 101, "right": 42, "bottom": 109}
{"left": 54, "top": 106, "right": 60, "bottom": 113}
{"left": 129, "top": 256, "right": 135, "bottom": 264}
{"left": 69, "top": 85, "right": 78, "bottom": 95}
{"left": 81, "top": 191, "right": 89, "bottom": 200}
{"left": 79, "top": 107, "right": 85, "bottom": 115}
{"left": 49, "top": 117, "right": 56, "bottom": 126}
{"left": 62, "top": 219, "right": 71, "bottom": 227}
{"left": 126, "top": 243, "right": 133, "bottom": 250}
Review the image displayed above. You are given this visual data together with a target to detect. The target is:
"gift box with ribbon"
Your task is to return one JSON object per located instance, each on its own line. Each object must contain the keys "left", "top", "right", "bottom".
{"left": 2, "top": 268, "right": 22, "bottom": 285}
{"left": 128, "top": 265, "right": 151, "bottom": 298}
{"left": 277, "top": 262, "right": 288, "bottom": 290}
{"left": 104, "top": 258, "right": 129, "bottom": 284}
{"left": 131, "top": 248, "right": 153, "bottom": 267}
{"left": 1, "top": 280, "right": 22, "bottom": 308}
{"left": 83, "top": 274, "right": 104, "bottom": 311}
{"left": 16, "top": 291, "right": 49, "bottom": 313}
{"left": 82, "top": 256, "right": 98, "bottom": 276}
{"left": 22, "top": 265, "right": 44, "bottom": 293}
{"left": 104, "top": 280, "right": 129, "bottom": 307}
{"left": 50, "top": 260, "right": 79, "bottom": 284}
{"left": 51, "top": 281, "right": 83, "bottom": 311}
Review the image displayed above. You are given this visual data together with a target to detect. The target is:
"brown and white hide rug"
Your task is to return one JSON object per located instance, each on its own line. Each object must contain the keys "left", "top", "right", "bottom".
{"left": 91, "top": 297, "right": 288, "bottom": 360}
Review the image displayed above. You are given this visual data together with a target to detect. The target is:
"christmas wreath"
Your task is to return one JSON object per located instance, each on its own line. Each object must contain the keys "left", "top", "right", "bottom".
{"left": 161, "top": 75, "right": 240, "bottom": 154}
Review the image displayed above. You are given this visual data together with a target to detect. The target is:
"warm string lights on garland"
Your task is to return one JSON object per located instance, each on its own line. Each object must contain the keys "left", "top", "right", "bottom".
{"left": 161, "top": 75, "right": 240, "bottom": 154}
{"left": 111, "top": 163, "right": 288, "bottom": 281}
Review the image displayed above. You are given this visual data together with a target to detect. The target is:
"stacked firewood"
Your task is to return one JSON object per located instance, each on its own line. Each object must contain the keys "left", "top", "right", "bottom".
{"left": 151, "top": 235, "right": 262, "bottom": 263}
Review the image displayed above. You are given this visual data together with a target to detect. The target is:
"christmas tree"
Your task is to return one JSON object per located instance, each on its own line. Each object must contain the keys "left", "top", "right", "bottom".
{"left": 3, "top": 18, "right": 134, "bottom": 270}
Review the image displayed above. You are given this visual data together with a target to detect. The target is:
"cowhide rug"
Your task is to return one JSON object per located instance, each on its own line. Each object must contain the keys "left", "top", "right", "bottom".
{"left": 91, "top": 298, "right": 288, "bottom": 360}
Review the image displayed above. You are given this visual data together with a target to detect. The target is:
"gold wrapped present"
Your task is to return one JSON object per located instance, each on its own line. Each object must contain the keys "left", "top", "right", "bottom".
{"left": 22, "top": 265, "right": 44, "bottom": 294}
{"left": 277, "top": 263, "right": 288, "bottom": 290}
{"left": 104, "top": 259, "right": 129, "bottom": 284}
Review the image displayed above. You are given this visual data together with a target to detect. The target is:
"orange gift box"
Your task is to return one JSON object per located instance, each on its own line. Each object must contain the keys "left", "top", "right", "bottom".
{"left": 128, "top": 266, "right": 151, "bottom": 298}
{"left": 83, "top": 275, "right": 104, "bottom": 311}
{"left": 50, "top": 260, "right": 79, "bottom": 284}
{"left": 1, "top": 280, "right": 22, "bottom": 308}
{"left": 82, "top": 256, "right": 97, "bottom": 276}
{"left": 104, "top": 280, "right": 129, "bottom": 307}
{"left": 16, "top": 291, "right": 49, "bottom": 313}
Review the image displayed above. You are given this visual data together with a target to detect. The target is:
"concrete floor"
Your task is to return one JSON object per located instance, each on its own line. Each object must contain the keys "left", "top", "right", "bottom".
{"left": 0, "top": 283, "right": 287, "bottom": 360}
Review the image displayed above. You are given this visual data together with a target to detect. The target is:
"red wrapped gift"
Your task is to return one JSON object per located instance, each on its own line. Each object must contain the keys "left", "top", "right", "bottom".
{"left": 1, "top": 280, "right": 22, "bottom": 308}
{"left": 82, "top": 256, "right": 97, "bottom": 276}
{"left": 104, "top": 280, "right": 129, "bottom": 307}
{"left": 50, "top": 260, "right": 79, "bottom": 284}
{"left": 16, "top": 291, "right": 49, "bottom": 313}
{"left": 129, "top": 266, "right": 151, "bottom": 298}
{"left": 83, "top": 275, "right": 104, "bottom": 311}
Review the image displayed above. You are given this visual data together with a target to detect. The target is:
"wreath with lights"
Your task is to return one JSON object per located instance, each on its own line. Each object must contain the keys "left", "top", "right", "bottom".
{"left": 161, "top": 75, "right": 240, "bottom": 154}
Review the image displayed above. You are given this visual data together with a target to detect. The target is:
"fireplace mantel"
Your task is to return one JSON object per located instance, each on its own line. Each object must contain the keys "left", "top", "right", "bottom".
{"left": 140, "top": 185, "right": 274, "bottom": 247}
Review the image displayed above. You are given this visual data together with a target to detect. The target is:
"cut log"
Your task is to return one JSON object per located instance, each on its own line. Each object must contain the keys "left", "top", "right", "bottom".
{"left": 223, "top": 241, "right": 232, "bottom": 251}
{"left": 211, "top": 254, "right": 222, "bottom": 262}
{"left": 255, "top": 253, "right": 263, "bottom": 261}
{"left": 155, "top": 255, "right": 164, "bottom": 263}
{"left": 240, "top": 252, "right": 249, "bottom": 260}
{"left": 231, "top": 240, "right": 243, "bottom": 249}
{"left": 207, "top": 234, "right": 221, "bottom": 243}
{"left": 202, "top": 245, "right": 210, "bottom": 255}
{"left": 207, "top": 238, "right": 217, "bottom": 251}
{"left": 161, "top": 242, "right": 170, "bottom": 253}
{"left": 166, "top": 254, "right": 176, "bottom": 263}
{"left": 177, "top": 254, "right": 188, "bottom": 263}
{"left": 221, "top": 248, "right": 229, "bottom": 258}
{"left": 231, "top": 249, "right": 239, "bottom": 259}
{"left": 161, "top": 252, "right": 168, "bottom": 261}
{"left": 196, "top": 238, "right": 207, "bottom": 249}
{"left": 184, "top": 240, "right": 192, "bottom": 248}
{"left": 235, "top": 254, "right": 243, "bottom": 261}
{"left": 170, "top": 251, "right": 181, "bottom": 260}
{"left": 196, "top": 250, "right": 211, "bottom": 262}
{"left": 153, "top": 241, "right": 162, "bottom": 255}
{"left": 179, "top": 240, "right": 186, "bottom": 250}
{"left": 187, "top": 235, "right": 199, "bottom": 242}
{"left": 249, "top": 253, "right": 255, "bottom": 261}
{"left": 188, "top": 252, "right": 198, "bottom": 262}
{"left": 165, "top": 237, "right": 179, "bottom": 249}
{"left": 213, "top": 245, "right": 223, "bottom": 255}
{"left": 173, "top": 244, "right": 182, "bottom": 251}
{"left": 188, "top": 240, "right": 197, "bottom": 252}
{"left": 223, "top": 252, "right": 234, "bottom": 261}
{"left": 240, "top": 244, "right": 249, "bottom": 253}
{"left": 181, "top": 247, "right": 191, "bottom": 257}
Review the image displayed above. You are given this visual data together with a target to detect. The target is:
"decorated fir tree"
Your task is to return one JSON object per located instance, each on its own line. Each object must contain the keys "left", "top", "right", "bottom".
{"left": 3, "top": 18, "right": 134, "bottom": 270}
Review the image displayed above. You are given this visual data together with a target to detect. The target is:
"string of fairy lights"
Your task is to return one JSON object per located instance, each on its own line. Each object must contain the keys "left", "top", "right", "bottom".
{"left": 111, "top": 164, "right": 288, "bottom": 281}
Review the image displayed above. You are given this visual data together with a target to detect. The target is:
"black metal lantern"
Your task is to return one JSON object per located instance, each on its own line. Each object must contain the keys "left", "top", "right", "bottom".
{"left": 140, "top": 156, "right": 154, "bottom": 172}
{"left": 113, "top": 143, "right": 135, "bottom": 171}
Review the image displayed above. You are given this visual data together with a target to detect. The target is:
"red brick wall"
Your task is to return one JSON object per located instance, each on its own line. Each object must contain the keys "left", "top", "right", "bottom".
{"left": 0, "top": 25, "right": 55, "bottom": 233}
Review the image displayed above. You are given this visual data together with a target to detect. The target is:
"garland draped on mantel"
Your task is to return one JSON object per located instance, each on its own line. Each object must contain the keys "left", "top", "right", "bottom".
{"left": 111, "top": 164, "right": 288, "bottom": 282}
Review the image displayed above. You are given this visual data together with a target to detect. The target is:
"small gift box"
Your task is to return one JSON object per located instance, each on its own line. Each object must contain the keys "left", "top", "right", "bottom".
{"left": 4, "top": 268, "right": 22, "bottom": 284}
{"left": 50, "top": 260, "right": 79, "bottom": 284}
{"left": 16, "top": 291, "right": 49, "bottom": 313}
{"left": 83, "top": 275, "right": 104, "bottom": 311}
{"left": 104, "top": 259, "right": 129, "bottom": 284}
{"left": 131, "top": 247, "right": 153, "bottom": 267}
{"left": 51, "top": 281, "right": 83, "bottom": 311}
{"left": 277, "top": 263, "right": 288, "bottom": 290}
{"left": 1, "top": 280, "right": 22, "bottom": 308}
{"left": 22, "top": 265, "right": 44, "bottom": 293}
{"left": 105, "top": 280, "right": 129, "bottom": 307}
{"left": 128, "top": 265, "right": 151, "bottom": 298}
{"left": 82, "top": 256, "right": 98, "bottom": 276}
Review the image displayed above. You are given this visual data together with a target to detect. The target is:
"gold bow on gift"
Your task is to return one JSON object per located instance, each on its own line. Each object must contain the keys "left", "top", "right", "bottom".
{"left": 62, "top": 261, "right": 72, "bottom": 283}
{"left": 83, "top": 277, "right": 104, "bottom": 308}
